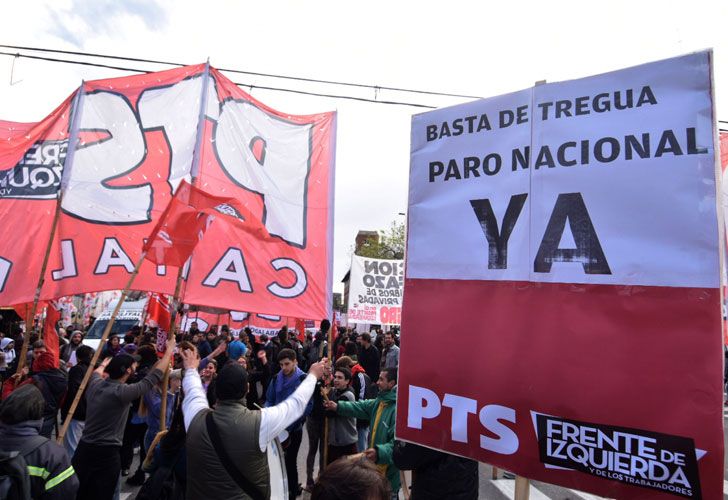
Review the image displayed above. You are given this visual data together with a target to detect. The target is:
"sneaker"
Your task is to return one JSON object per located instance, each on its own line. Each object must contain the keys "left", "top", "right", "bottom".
{"left": 121, "top": 469, "right": 129, "bottom": 477}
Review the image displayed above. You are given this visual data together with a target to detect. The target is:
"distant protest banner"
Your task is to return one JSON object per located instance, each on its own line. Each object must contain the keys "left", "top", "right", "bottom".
{"left": 347, "top": 255, "right": 403, "bottom": 325}
{"left": 397, "top": 52, "right": 722, "bottom": 499}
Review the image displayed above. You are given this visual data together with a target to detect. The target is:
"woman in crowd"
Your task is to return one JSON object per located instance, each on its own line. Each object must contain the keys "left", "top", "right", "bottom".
{"left": 102, "top": 335, "right": 123, "bottom": 357}
{"left": 199, "top": 358, "right": 218, "bottom": 407}
{"left": 0, "top": 337, "right": 16, "bottom": 380}
{"left": 142, "top": 369, "right": 181, "bottom": 453}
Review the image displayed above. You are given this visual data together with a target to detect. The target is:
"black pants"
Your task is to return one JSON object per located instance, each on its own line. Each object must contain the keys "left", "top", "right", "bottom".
{"left": 72, "top": 441, "right": 120, "bottom": 500}
{"left": 284, "top": 429, "right": 303, "bottom": 500}
{"left": 120, "top": 421, "right": 147, "bottom": 470}
{"left": 305, "top": 418, "right": 324, "bottom": 483}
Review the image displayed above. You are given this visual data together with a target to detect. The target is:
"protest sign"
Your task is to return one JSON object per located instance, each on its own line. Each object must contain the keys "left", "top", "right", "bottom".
{"left": 347, "top": 255, "right": 403, "bottom": 325}
{"left": 397, "top": 51, "right": 722, "bottom": 499}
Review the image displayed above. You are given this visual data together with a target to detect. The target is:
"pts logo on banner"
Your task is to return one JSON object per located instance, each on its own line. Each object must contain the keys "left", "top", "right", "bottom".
{"left": 0, "top": 140, "right": 66, "bottom": 199}
{"left": 534, "top": 413, "right": 702, "bottom": 498}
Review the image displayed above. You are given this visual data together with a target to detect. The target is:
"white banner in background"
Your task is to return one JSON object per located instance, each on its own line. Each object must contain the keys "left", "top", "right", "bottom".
{"left": 347, "top": 255, "right": 403, "bottom": 325}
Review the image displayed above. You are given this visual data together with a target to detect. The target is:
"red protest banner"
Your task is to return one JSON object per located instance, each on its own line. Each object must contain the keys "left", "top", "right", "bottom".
{"left": 0, "top": 98, "right": 74, "bottom": 306}
{"left": 0, "top": 64, "right": 335, "bottom": 322}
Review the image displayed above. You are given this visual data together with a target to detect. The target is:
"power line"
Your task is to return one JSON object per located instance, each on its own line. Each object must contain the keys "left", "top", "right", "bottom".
{"left": 0, "top": 44, "right": 482, "bottom": 100}
{"left": 0, "top": 51, "right": 150, "bottom": 75}
{"left": 0, "top": 51, "right": 437, "bottom": 109}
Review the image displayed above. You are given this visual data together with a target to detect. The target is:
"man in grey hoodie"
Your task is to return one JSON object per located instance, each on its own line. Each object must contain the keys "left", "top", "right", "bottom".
{"left": 324, "top": 367, "right": 358, "bottom": 464}
{"left": 72, "top": 336, "right": 175, "bottom": 500}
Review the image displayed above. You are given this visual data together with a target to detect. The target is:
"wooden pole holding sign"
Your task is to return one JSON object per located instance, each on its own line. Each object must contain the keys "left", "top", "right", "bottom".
{"left": 158, "top": 265, "right": 185, "bottom": 436}
{"left": 321, "top": 321, "right": 333, "bottom": 470}
{"left": 17, "top": 192, "right": 63, "bottom": 368}
{"left": 507, "top": 78, "right": 547, "bottom": 500}
{"left": 20, "top": 81, "right": 86, "bottom": 360}
{"left": 144, "top": 59, "right": 211, "bottom": 466}
{"left": 57, "top": 250, "right": 148, "bottom": 443}
{"left": 514, "top": 476, "right": 530, "bottom": 500}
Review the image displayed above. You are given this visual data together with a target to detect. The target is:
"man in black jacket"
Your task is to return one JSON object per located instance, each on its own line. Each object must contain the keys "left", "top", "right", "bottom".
{"left": 392, "top": 441, "right": 478, "bottom": 499}
{"left": 356, "top": 333, "right": 380, "bottom": 383}
{"left": 28, "top": 351, "right": 68, "bottom": 438}
{"left": 0, "top": 384, "right": 79, "bottom": 499}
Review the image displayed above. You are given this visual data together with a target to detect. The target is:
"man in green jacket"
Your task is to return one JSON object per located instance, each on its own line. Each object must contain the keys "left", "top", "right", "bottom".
{"left": 324, "top": 367, "right": 400, "bottom": 497}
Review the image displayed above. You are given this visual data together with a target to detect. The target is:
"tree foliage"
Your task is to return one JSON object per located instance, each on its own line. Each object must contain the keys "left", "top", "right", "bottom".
{"left": 355, "top": 220, "right": 405, "bottom": 260}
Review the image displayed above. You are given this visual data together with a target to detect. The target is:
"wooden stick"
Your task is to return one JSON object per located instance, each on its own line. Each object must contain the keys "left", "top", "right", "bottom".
{"left": 159, "top": 367, "right": 171, "bottom": 432}
{"left": 322, "top": 417, "right": 330, "bottom": 467}
{"left": 140, "top": 292, "right": 151, "bottom": 333}
{"left": 400, "top": 471, "right": 411, "bottom": 500}
{"left": 156, "top": 265, "right": 183, "bottom": 441}
{"left": 20, "top": 83, "right": 85, "bottom": 370}
{"left": 142, "top": 429, "right": 168, "bottom": 470}
{"left": 514, "top": 475, "right": 530, "bottom": 500}
{"left": 16, "top": 192, "right": 64, "bottom": 372}
{"left": 491, "top": 466, "right": 498, "bottom": 480}
{"left": 56, "top": 250, "right": 148, "bottom": 444}
{"left": 322, "top": 322, "right": 334, "bottom": 469}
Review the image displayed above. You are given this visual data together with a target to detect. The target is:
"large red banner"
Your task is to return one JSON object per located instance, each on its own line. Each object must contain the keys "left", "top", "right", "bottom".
{"left": 0, "top": 64, "right": 335, "bottom": 320}
{"left": 398, "top": 52, "right": 722, "bottom": 499}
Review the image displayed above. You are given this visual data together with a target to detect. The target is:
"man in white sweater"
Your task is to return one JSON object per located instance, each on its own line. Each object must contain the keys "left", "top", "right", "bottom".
{"left": 180, "top": 347, "right": 327, "bottom": 499}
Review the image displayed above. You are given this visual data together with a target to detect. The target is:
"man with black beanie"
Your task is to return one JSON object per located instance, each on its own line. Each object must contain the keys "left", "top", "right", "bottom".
{"left": 181, "top": 346, "right": 327, "bottom": 500}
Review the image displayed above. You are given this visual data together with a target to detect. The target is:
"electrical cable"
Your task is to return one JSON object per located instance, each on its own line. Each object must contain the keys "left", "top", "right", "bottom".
{"left": 0, "top": 51, "right": 437, "bottom": 108}
{"left": 0, "top": 44, "right": 481, "bottom": 100}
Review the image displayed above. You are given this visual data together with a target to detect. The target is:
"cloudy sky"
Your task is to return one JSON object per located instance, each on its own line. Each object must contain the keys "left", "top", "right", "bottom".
{"left": 1, "top": 0, "right": 726, "bottom": 294}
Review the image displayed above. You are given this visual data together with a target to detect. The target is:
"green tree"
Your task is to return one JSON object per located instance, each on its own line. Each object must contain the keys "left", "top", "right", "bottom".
{"left": 355, "top": 220, "right": 405, "bottom": 259}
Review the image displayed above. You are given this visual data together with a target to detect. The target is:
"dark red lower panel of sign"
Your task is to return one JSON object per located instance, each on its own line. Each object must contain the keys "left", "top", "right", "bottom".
{"left": 397, "top": 279, "right": 723, "bottom": 499}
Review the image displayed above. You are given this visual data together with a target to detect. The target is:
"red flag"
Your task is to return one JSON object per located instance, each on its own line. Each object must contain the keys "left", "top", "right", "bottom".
{"left": 147, "top": 293, "right": 171, "bottom": 332}
{"left": 43, "top": 301, "right": 60, "bottom": 368}
{"left": 142, "top": 180, "right": 271, "bottom": 267}
{"left": 295, "top": 318, "right": 306, "bottom": 341}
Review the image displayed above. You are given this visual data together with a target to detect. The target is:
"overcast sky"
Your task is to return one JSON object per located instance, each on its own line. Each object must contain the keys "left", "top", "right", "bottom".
{"left": 1, "top": 0, "right": 726, "bottom": 295}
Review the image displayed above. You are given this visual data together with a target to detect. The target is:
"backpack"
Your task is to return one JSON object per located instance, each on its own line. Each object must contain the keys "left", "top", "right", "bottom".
{"left": 356, "top": 371, "right": 378, "bottom": 400}
{"left": 0, "top": 435, "right": 48, "bottom": 500}
{"left": 364, "top": 378, "right": 379, "bottom": 400}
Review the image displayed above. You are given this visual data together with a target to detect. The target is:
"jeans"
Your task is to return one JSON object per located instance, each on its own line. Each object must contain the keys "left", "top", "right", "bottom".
{"left": 357, "top": 426, "right": 369, "bottom": 452}
{"left": 62, "top": 419, "right": 85, "bottom": 458}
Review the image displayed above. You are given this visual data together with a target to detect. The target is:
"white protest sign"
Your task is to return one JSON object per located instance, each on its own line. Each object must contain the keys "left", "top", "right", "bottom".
{"left": 347, "top": 255, "right": 404, "bottom": 325}
{"left": 407, "top": 51, "right": 717, "bottom": 288}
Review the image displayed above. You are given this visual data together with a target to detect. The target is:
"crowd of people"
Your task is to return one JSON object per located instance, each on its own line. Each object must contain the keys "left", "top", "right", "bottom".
{"left": 0, "top": 314, "right": 479, "bottom": 500}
